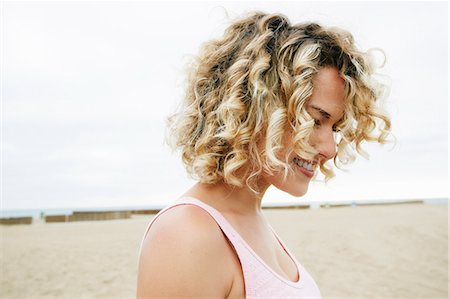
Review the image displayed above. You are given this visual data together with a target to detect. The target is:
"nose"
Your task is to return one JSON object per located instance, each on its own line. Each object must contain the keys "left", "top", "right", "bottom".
{"left": 311, "top": 129, "right": 337, "bottom": 161}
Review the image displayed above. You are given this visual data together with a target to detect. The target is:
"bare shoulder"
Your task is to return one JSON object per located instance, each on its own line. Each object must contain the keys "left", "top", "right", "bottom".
{"left": 137, "top": 204, "right": 235, "bottom": 298}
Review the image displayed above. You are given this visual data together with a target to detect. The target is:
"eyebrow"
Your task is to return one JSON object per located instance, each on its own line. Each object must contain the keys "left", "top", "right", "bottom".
{"left": 309, "top": 105, "right": 331, "bottom": 119}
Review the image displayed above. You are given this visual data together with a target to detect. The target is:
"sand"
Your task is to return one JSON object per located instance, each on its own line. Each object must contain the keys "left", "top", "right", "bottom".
{"left": 1, "top": 202, "right": 448, "bottom": 298}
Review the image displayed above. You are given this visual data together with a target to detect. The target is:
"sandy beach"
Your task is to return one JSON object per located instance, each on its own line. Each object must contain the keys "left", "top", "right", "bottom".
{"left": 1, "top": 202, "right": 448, "bottom": 298}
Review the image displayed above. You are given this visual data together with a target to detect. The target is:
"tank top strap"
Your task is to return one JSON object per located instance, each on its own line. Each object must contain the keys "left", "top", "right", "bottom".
{"left": 139, "top": 196, "right": 243, "bottom": 252}
{"left": 174, "top": 196, "right": 242, "bottom": 243}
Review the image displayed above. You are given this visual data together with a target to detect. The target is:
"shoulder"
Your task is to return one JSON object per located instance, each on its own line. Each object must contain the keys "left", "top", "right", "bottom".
{"left": 137, "top": 204, "right": 235, "bottom": 298}
{"left": 141, "top": 204, "right": 228, "bottom": 253}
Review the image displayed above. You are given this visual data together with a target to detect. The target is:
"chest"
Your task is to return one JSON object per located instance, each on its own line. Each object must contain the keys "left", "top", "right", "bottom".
{"left": 225, "top": 219, "right": 299, "bottom": 282}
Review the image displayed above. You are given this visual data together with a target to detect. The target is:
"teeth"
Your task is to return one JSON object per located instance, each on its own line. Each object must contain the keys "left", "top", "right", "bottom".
{"left": 293, "top": 157, "right": 315, "bottom": 172}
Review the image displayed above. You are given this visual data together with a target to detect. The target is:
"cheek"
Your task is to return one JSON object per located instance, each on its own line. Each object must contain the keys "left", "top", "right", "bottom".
{"left": 308, "top": 127, "right": 334, "bottom": 145}
{"left": 308, "top": 130, "right": 318, "bottom": 146}
{"left": 261, "top": 164, "right": 311, "bottom": 197}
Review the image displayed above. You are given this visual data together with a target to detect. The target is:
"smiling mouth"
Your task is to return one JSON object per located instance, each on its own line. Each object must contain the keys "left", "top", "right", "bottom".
{"left": 293, "top": 156, "right": 317, "bottom": 178}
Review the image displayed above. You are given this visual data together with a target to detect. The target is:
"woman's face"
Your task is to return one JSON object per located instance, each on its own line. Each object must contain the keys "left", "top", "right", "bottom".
{"left": 262, "top": 67, "right": 346, "bottom": 197}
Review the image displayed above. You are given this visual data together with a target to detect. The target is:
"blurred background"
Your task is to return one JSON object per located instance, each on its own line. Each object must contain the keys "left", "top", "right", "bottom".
{"left": 3, "top": 1, "right": 448, "bottom": 212}
{"left": 1, "top": 2, "right": 448, "bottom": 299}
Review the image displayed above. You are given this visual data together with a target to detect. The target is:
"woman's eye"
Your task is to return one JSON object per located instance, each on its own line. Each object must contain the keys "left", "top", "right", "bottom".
{"left": 314, "top": 119, "right": 340, "bottom": 132}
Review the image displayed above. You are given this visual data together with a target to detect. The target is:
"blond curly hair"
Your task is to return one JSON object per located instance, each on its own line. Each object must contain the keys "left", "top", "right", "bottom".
{"left": 166, "top": 12, "right": 391, "bottom": 195}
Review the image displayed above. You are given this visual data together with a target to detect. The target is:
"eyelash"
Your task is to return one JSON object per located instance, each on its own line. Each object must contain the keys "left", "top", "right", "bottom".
{"left": 314, "top": 119, "right": 340, "bottom": 132}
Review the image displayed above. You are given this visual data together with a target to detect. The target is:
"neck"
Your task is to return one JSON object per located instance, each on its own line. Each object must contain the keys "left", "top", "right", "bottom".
{"left": 185, "top": 180, "right": 270, "bottom": 216}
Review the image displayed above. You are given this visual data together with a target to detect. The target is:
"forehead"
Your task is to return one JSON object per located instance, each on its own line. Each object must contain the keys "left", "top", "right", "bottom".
{"left": 307, "top": 67, "right": 345, "bottom": 119}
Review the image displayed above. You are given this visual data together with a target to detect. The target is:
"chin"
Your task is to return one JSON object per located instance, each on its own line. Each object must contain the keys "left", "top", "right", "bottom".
{"left": 287, "top": 185, "right": 309, "bottom": 197}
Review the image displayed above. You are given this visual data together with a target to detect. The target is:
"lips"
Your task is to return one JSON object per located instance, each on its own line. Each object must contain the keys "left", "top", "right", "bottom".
{"left": 293, "top": 156, "right": 316, "bottom": 178}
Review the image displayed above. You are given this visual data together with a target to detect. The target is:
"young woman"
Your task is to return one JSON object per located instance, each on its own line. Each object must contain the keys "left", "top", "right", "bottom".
{"left": 137, "top": 12, "right": 390, "bottom": 298}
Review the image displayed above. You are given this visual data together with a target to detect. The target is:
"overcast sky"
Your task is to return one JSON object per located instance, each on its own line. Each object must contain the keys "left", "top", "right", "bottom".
{"left": 2, "top": 1, "right": 448, "bottom": 210}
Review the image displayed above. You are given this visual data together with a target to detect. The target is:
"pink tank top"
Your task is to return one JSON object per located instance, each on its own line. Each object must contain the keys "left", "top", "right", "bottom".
{"left": 139, "top": 197, "right": 322, "bottom": 298}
